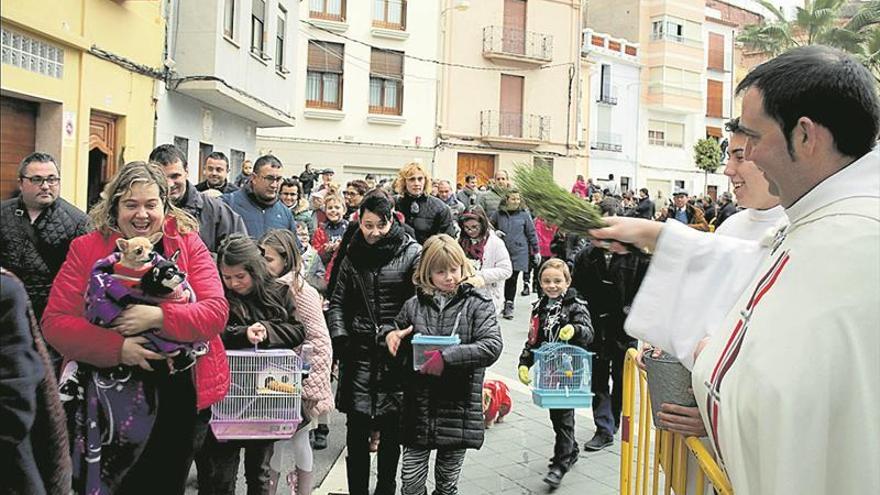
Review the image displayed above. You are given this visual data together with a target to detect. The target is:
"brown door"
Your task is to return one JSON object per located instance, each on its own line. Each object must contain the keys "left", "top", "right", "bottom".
{"left": 503, "top": 0, "right": 526, "bottom": 54}
{"left": 88, "top": 111, "right": 118, "bottom": 209}
{"left": 456, "top": 153, "right": 496, "bottom": 187}
{"left": 500, "top": 74, "right": 524, "bottom": 137}
{"left": 0, "top": 96, "right": 38, "bottom": 200}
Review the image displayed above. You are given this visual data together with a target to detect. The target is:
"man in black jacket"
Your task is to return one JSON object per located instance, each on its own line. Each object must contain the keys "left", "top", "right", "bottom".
{"left": 0, "top": 152, "right": 90, "bottom": 372}
{"left": 629, "top": 188, "right": 655, "bottom": 219}
{"left": 195, "top": 151, "right": 239, "bottom": 195}
{"left": 714, "top": 191, "right": 738, "bottom": 228}
{"left": 150, "top": 144, "right": 247, "bottom": 252}
{"left": 572, "top": 202, "right": 650, "bottom": 451}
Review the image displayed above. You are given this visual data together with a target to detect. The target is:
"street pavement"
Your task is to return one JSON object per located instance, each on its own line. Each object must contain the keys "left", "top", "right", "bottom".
{"left": 187, "top": 288, "right": 625, "bottom": 495}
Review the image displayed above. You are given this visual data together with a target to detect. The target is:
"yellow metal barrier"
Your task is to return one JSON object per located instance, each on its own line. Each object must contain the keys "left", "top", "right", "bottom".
{"left": 619, "top": 348, "right": 733, "bottom": 495}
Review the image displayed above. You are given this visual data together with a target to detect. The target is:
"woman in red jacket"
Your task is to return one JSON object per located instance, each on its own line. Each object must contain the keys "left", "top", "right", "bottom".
{"left": 42, "top": 161, "right": 230, "bottom": 495}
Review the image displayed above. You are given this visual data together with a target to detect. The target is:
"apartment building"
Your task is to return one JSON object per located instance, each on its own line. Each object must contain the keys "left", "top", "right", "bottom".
{"left": 435, "top": 0, "right": 584, "bottom": 187}
{"left": 156, "top": 0, "right": 297, "bottom": 183}
{"left": 581, "top": 29, "right": 641, "bottom": 192}
{"left": 257, "top": 0, "right": 439, "bottom": 183}
{"left": 1, "top": 0, "right": 164, "bottom": 208}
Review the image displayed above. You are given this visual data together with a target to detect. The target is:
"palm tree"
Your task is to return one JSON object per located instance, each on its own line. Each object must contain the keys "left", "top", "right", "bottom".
{"left": 738, "top": 0, "right": 880, "bottom": 79}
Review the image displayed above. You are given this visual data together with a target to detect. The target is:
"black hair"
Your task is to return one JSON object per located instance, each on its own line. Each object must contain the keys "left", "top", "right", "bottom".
{"left": 253, "top": 154, "right": 283, "bottom": 175}
{"left": 639, "top": 187, "right": 649, "bottom": 196}
{"left": 205, "top": 151, "right": 229, "bottom": 168}
{"left": 358, "top": 193, "right": 394, "bottom": 221}
{"left": 364, "top": 174, "right": 375, "bottom": 180}
{"left": 18, "top": 152, "right": 57, "bottom": 177}
{"left": 724, "top": 117, "right": 742, "bottom": 134}
{"left": 149, "top": 144, "right": 188, "bottom": 170}
{"left": 281, "top": 178, "right": 300, "bottom": 190}
{"left": 736, "top": 45, "right": 880, "bottom": 159}
{"left": 465, "top": 174, "right": 476, "bottom": 182}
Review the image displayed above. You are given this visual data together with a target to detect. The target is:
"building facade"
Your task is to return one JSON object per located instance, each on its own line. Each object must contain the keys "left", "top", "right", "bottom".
{"left": 156, "top": 0, "right": 297, "bottom": 183}
{"left": 435, "top": 0, "right": 585, "bottom": 188}
{"left": 1, "top": 0, "right": 164, "bottom": 208}
{"left": 581, "top": 29, "right": 641, "bottom": 193}
{"left": 256, "top": 0, "right": 439, "bottom": 184}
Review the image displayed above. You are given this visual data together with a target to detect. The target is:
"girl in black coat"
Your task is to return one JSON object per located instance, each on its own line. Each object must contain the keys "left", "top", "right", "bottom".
{"left": 383, "top": 234, "right": 502, "bottom": 495}
{"left": 518, "top": 258, "right": 594, "bottom": 489}
{"left": 202, "top": 234, "right": 306, "bottom": 495}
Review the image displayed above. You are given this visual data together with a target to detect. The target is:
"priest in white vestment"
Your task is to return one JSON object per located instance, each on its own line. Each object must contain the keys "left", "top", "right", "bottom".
{"left": 591, "top": 46, "right": 880, "bottom": 495}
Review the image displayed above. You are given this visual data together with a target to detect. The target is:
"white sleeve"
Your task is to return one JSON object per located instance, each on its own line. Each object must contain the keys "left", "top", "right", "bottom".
{"left": 624, "top": 220, "right": 768, "bottom": 369}
{"left": 478, "top": 235, "right": 513, "bottom": 285}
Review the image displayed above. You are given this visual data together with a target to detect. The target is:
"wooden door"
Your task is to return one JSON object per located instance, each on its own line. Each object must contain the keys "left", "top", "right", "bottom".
{"left": 500, "top": 74, "right": 524, "bottom": 137}
{"left": 0, "top": 96, "right": 38, "bottom": 200}
{"left": 456, "top": 153, "right": 495, "bottom": 187}
{"left": 503, "top": 0, "right": 526, "bottom": 54}
{"left": 88, "top": 111, "right": 117, "bottom": 208}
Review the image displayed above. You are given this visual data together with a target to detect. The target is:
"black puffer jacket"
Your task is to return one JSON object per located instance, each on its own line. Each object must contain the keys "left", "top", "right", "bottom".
{"left": 519, "top": 288, "right": 594, "bottom": 368}
{"left": 0, "top": 197, "right": 90, "bottom": 320}
{"left": 397, "top": 193, "right": 455, "bottom": 244}
{"left": 327, "top": 225, "right": 421, "bottom": 416}
{"left": 572, "top": 245, "right": 649, "bottom": 354}
{"left": 384, "top": 285, "right": 502, "bottom": 450}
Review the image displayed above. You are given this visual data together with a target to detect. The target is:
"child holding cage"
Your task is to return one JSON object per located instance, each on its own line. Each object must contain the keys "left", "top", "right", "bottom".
{"left": 518, "top": 258, "right": 594, "bottom": 489}
{"left": 383, "top": 234, "right": 503, "bottom": 495}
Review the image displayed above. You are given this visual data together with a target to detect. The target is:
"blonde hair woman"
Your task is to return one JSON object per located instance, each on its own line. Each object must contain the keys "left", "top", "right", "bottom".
{"left": 42, "top": 161, "right": 230, "bottom": 494}
{"left": 394, "top": 162, "right": 455, "bottom": 244}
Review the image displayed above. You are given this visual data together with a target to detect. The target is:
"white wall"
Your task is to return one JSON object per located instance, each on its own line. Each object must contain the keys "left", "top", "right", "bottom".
{"left": 258, "top": 0, "right": 439, "bottom": 177}
{"left": 155, "top": 91, "right": 257, "bottom": 182}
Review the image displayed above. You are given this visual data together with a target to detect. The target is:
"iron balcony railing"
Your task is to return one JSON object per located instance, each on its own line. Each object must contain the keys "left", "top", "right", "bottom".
{"left": 480, "top": 110, "right": 550, "bottom": 141}
{"left": 482, "top": 26, "right": 553, "bottom": 62}
{"left": 591, "top": 132, "right": 623, "bottom": 152}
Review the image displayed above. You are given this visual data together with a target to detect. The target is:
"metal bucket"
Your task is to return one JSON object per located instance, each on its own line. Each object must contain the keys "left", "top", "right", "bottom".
{"left": 643, "top": 350, "right": 697, "bottom": 428}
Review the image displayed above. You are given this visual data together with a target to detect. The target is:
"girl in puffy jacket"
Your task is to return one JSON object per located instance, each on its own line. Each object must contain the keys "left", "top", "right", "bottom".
{"left": 260, "top": 229, "right": 333, "bottom": 495}
{"left": 383, "top": 234, "right": 503, "bottom": 495}
{"left": 517, "top": 258, "right": 594, "bottom": 489}
{"left": 311, "top": 193, "right": 349, "bottom": 265}
{"left": 201, "top": 234, "right": 306, "bottom": 495}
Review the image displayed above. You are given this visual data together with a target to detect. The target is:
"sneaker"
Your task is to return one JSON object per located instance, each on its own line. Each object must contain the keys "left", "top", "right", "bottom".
{"left": 313, "top": 424, "right": 329, "bottom": 450}
{"left": 584, "top": 431, "right": 614, "bottom": 452}
{"left": 502, "top": 301, "right": 514, "bottom": 320}
{"left": 543, "top": 466, "right": 564, "bottom": 489}
{"left": 520, "top": 284, "right": 531, "bottom": 296}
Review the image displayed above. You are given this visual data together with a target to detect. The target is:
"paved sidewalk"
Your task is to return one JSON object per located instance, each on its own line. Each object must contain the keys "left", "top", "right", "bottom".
{"left": 316, "top": 290, "right": 625, "bottom": 495}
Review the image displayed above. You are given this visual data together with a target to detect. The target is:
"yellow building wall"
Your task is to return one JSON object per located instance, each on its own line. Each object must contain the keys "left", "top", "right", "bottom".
{"left": 1, "top": 0, "right": 164, "bottom": 209}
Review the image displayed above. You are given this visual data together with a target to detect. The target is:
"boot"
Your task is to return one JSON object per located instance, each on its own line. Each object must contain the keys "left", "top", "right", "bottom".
{"left": 502, "top": 301, "right": 514, "bottom": 320}
{"left": 296, "top": 468, "right": 313, "bottom": 495}
{"left": 543, "top": 466, "right": 565, "bottom": 489}
{"left": 521, "top": 282, "right": 530, "bottom": 296}
{"left": 313, "top": 423, "right": 329, "bottom": 450}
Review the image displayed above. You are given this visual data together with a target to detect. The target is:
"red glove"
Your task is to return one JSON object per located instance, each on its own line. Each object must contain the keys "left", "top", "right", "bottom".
{"left": 419, "top": 350, "right": 445, "bottom": 376}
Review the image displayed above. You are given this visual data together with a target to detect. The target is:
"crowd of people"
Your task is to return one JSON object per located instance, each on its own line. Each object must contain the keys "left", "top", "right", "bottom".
{"left": 0, "top": 45, "right": 877, "bottom": 495}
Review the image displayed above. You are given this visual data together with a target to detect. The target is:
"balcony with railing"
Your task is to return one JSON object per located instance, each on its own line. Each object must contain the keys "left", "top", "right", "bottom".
{"left": 591, "top": 132, "right": 623, "bottom": 152}
{"left": 479, "top": 110, "right": 550, "bottom": 149}
{"left": 482, "top": 26, "right": 553, "bottom": 66}
{"left": 597, "top": 92, "right": 618, "bottom": 106}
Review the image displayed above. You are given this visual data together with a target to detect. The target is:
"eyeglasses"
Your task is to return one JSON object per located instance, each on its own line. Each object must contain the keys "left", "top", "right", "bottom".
{"left": 259, "top": 175, "right": 284, "bottom": 183}
{"left": 20, "top": 175, "right": 60, "bottom": 186}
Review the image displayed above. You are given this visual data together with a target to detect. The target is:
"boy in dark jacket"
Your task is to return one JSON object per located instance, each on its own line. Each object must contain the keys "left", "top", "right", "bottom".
{"left": 518, "top": 258, "right": 593, "bottom": 489}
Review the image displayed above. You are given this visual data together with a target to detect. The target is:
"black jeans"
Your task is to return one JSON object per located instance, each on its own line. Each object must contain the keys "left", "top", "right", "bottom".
{"left": 116, "top": 370, "right": 209, "bottom": 495}
{"left": 346, "top": 412, "right": 401, "bottom": 495}
{"left": 549, "top": 409, "right": 578, "bottom": 471}
{"left": 503, "top": 271, "right": 521, "bottom": 303}
{"left": 200, "top": 432, "right": 276, "bottom": 495}
{"left": 591, "top": 344, "right": 632, "bottom": 436}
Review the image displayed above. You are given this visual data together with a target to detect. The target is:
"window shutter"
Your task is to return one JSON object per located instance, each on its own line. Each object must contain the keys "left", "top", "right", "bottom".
{"left": 707, "top": 79, "right": 723, "bottom": 118}
{"left": 308, "top": 41, "right": 344, "bottom": 73}
{"left": 370, "top": 49, "right": 403, "bottom": 80}
{"left": 708, "top": 33, "right": 724, "bottom": 70}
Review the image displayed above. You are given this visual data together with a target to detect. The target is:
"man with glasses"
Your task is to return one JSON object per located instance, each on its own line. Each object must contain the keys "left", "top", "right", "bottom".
{"left": 0, "top": 152, "right": 89, "bottom": 366}
{"left": 149, "top": 144, "right": 246, "bottom": 252}
{"left": 223, "top": 154, "right": 299, "bottom": 239}
{"left": 343, "top": 180, "right": 368, "bottom": 220}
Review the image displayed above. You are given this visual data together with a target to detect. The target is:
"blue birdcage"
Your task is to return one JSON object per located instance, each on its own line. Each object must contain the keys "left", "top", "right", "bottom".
{"left": 531, "top": 342, "right": 593, "bottom": 408}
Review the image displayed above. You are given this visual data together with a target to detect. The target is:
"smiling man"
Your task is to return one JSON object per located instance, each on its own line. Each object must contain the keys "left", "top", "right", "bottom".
{"left": 592, "top": 45, "right": 880, "bottom": 495}
{"left": 0, "top": 153, "right": 90, "bottom": 323}
{"left": 149, "top": 144, "right": 246, "bottom": 252}
{"left": 196, "top": 152, "right": 239, "bottom": 195}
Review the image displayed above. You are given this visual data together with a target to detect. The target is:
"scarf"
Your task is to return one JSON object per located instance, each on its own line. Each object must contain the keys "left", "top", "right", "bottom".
{"left": 348, "top": 220, "right": 407, "bottom": 271}
{"left": 460, "top": 235, "right": 488, "bottom": 262}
